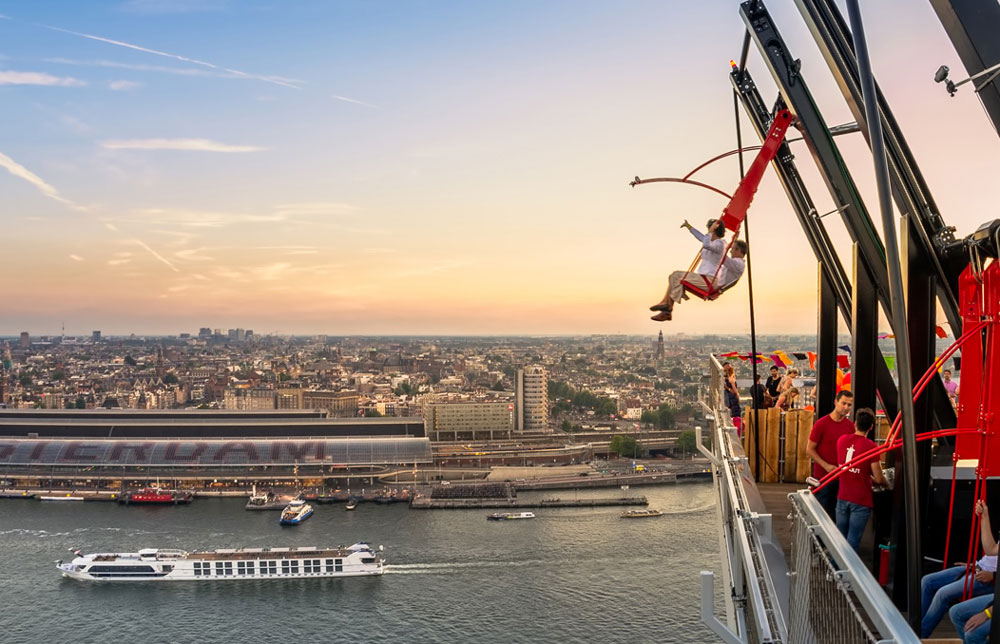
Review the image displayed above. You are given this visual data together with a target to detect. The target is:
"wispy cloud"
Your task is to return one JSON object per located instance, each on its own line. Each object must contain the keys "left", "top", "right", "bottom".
{"left": 0, "top": 70, "right": 84, "bottom": 86}
{"left": 35, "top": 22, "right": 303, "bottom": 89}
{"left": 125, "top": 203, "right": 357, "bottom": 228}
{"left": 132, "top": 238, "right": 179, "bottom": 272}
{"left": 332, "top": 94, "right": 381, "bottom": 110}
{"left": 109, "top": 79, "right": 142, "bottom": 91}
{"left": 101, "top": 138, "right": 265, "bottom": 152}
{"left": 68, "top": 254, "right": 84, "bottom": 262}
{"left": 0, "top": 150, "right": 87, "bottom": 210}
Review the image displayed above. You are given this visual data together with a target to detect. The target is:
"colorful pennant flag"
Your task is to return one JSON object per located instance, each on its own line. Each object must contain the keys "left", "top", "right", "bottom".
{"left": 935, "top": 326, "right": 947, "bottom": 339}
{"left": 836, "top": 355, "right": 850, "bottom": 369}
{"left": 839, "top": 345, "right": 852, "bottom": 354}
{"left": 884, "top": 356, "right": 895, "bottom": 370}
{"left": 807, "top": 351, "right": 817, "bottom": 370}
{"left": 792, "top": 352, "right": 808, "bottom": 360}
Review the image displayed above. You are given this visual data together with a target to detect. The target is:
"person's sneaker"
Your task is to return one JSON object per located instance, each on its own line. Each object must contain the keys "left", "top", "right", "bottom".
{"left": 650, "top": 310, "right": 672, "bottom": 321}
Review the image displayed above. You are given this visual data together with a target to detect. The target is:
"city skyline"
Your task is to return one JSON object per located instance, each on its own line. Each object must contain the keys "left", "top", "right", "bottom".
{"left": 2, "top": 1, "right": 998, "bottom": 335}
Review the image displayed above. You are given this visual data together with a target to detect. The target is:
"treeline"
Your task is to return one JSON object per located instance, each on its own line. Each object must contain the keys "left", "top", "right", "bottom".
{"left": 548, "top": 380, "right": 618, "bottom": 417}
{"left": 640, "top": 403, "right": 677, "bottom": 429}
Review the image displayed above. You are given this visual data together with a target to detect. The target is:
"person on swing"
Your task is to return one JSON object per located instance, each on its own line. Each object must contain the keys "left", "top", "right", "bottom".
{"left": 650, "top": 218, "right": 747, "bottom": 321}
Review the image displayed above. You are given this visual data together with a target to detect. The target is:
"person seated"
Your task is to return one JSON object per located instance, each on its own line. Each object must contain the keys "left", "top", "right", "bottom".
{"left": 650, "top": 218, "right": 747, "bottom": 321}
{"left": 950, "top": 594, "right": 994, "bottom": 644}
{"left": 922, "top": 499, "right": 998, "bottom": 637}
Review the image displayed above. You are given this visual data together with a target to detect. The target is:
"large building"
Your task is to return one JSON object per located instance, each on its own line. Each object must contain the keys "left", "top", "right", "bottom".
{"left": 423, "top": 402, "right": 514, "bottom": 441}
{"left": 515, "top": 366, "right": 548, "bottom": 432}
{"left": 302, "top": 390, "right": 359, "bottom": 417}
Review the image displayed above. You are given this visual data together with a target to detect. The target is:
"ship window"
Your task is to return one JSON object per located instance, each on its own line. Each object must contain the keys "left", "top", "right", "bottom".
{"left": 291, "top": 560, "right": 299, "bottom": 573}
{"left": 246, "top": 562, "right": 254, "bottom": 575}
{"left": 193, "top": 562, "right": 203, "bottom": 576}
{"left": 303, "top": 560, "right": 314, "bottom": 573}
{"left": 335, "top": 559, "right": 342, "bottom": 572}
{"left": 224, "top": 562, "right": 233, "bottom": 576}
{"left": 237, "top": 562, "right": 246, "bottom": 575}
{"left": 215, "top": 562, "right": 223, "bottom": 574}
{"left": 361, "top": 558, "right": 376, "bottom": 564}
{"left": 264, "top": 561, "right": 276, "bottom": 575}
{"left": 325, "top": 559, "right": 334, "bottom": 572}
{"left": 88, "top": 565, "right": 157, "bottom": 577}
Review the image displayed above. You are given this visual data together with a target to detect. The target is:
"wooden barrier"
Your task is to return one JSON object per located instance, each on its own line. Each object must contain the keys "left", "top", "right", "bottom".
{"left": 739, "top": 407, "right": 821, "bottom": 483}
{"left": 783, "top": 410, "right": 799, "bottom": 482}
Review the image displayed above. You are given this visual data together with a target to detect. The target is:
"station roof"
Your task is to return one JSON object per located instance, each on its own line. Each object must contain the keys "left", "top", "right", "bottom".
{"left": 0, "top": 437, "right": 433, "bottom": 466}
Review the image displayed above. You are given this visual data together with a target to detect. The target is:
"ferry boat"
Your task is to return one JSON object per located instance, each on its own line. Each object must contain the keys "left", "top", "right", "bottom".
{"left": 119, "top": 487, "right": 193, "bottom": 505}
{"left": 56, "top": 542, "right": 385, "bottom": 582}
{"left": 279, "top": 499, "right": 314, "bottom": 525}
{"left": 487, "top": 511, "right": 535, "bottom": 521}
{"left": 620, "top": 509, "right": 663, "bottom": 519}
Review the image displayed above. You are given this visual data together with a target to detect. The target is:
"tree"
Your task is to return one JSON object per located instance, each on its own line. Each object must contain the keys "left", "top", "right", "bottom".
{"left": 124, "top": 355, "right": 137, "bottom": 366}
{"left": 364, "top": 408, "right": 383, "bottom": 417}
{"left": 560, "top": 420, "right": 573, "bottom": 432}
{"left": 609, "top": 434, "right": 643, "bottom": 458}
{"left": 676, "top": 430, "right": 697, "bottom": 454}
{"left": 640, "top": 410, "right": 659, "bottom": 427}
{"left": 163, "top": 373, "right": 179, "bottom": 385}
{"left": 669, "top": 366, "right": 685, "bottom": 380}
{"left": 655, "top": 403, "right": 676, "bottom": 429}
{"left": 51, "top": 369, "right": 65, "bottom": 381}
{"left": 75, "top": 397, "right": 86, "bottom": 409}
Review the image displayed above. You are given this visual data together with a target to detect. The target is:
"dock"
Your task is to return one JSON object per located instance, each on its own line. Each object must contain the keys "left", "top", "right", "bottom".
{"left": 409, "top": 495, "right": 648, "bottom": 509}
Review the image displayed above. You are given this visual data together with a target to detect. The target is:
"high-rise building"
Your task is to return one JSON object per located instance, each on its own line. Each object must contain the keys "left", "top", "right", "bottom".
{"left": 198, "top": 328, "right": 212, "bottom": 338}
{"left": 19, "top": 332, "right": 29, "bottom": 349}
{"left": 92, "top": 330, "right": 102, "bottom": 343}
{"left": 515, "top": 366, "right": 548, "bottom": 432}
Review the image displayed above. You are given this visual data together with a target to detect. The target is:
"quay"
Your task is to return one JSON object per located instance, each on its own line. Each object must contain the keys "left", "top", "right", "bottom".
{"left": 409, "top": 495, "right": 648, "bottom": 509}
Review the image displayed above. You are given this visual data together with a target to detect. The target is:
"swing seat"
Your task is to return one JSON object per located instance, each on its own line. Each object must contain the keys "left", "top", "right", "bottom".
{"left": 680, "top": 275, "right": 742, "bottom": 301}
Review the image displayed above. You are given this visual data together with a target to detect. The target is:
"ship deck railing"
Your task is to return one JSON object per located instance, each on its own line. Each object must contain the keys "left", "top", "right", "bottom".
{"left": 699, "top": 355, "right": 919, "bottom": 644}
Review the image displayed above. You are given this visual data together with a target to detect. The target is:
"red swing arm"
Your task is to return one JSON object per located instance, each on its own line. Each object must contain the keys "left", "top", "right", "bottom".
{"left": 681, "top": 109, "right": 793, "bottom": 300}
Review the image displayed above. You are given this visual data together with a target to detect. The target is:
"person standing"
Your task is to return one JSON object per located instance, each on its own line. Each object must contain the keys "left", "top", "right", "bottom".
{"left": 749, "top": 374, "right": 766, "bottom": 409}
{"left": 723, "top": 362, "right": 742, "bottom": 430}
{"left": 805, "top": 390, "right": 854, "bottom": 518}
{"left": 834, "top": 408, "right": 887, "bottom": 551}
{"left": 764, "top": 366, "right": 782, "bottom": 406}
{"left": 943, "top": 369, "right": 960, "bottom": 408}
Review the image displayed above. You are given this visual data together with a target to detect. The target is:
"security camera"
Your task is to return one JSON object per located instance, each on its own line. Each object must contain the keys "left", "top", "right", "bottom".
{"left": 934, "top": 65, "right": 949, "bottom": 84}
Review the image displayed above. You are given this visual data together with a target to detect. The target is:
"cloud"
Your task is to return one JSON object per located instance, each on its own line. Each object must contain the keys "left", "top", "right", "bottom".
{"left": 124, "top": 203, "right": 358, "bottom": 228}
{"left": 107, "top": 257, "right": 132, "bottom": 266}
{"left": 101, "top": 138, "right": 265, "bottom": 152}
{"left": 109, "top": 79, "right": 142, "bottom": 90}
{"left": 0, "top": 150, "right": 87, "bottom": 210}
{"left": 132, "top": 238, "right": 180, "bottom": 272}
{"left": 0, "top": 70, "right": 84, "bottom": 86}
{"left": 332, "top": 94, "right": 381, "bottom": 110}
{"left": 68, "top": 254, "right": 84, "bottom": 261}
{"left": 273, "top": 202, "right": 359, "bottom": 218}
{"left": 35, "top": 22, "right": 303, "bottom": 89}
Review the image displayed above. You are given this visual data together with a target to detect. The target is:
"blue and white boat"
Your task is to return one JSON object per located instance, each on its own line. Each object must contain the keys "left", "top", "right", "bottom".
{"left": 278, "top": 500, "right": 314, "bottom": 525}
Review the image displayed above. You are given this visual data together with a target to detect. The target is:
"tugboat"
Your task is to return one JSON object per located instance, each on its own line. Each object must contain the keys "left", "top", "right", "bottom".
{"left": 279, "top": 499, "right": 314, "bottom": 525}
{"left": 119, "top": 488, "right": 193, "bottom": 505}
{"left": 620, "top": 509, "right": 663, "bottom": 519}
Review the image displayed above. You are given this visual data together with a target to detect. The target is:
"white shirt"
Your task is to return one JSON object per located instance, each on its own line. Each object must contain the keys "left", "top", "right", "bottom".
{"left": 979, "top": 554, "right": 997, "bottom": 573}
{"left": 718, "top": 255, "right": 745, "bottom": 287}
{"left": 688, "top": 228, "right": 726, "bottom": 277}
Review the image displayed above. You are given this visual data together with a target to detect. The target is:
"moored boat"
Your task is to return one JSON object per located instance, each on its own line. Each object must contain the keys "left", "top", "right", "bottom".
{"left": 279, "top": 499, "right": 314, "bottom": 525}
{"left": 56, "top": 542, "right": 385, "bottom": 582}
{"left": 119, "top": 487, "right": 193, "bottom": 505}
{"left": 245, "top": 488, "right": 288, "bottom": 511}
{"left": 345, "top": 498, "right": 358, "bottom": 511}
{"left": 620, "top": 509, "right": 663, "bottom": 519}
{"left": 40, "top": 494, "right": 84, "bottom": 501}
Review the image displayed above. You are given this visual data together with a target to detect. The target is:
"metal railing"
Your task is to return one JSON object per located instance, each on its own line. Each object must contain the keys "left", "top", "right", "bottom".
{"left": 699, "top": 356, "right": 918, "bottom": 643}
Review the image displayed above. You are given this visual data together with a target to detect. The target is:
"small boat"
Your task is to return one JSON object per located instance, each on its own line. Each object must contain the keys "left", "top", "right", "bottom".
{"left": 620, "top": 509, "right": 663, "bottom": 519}
{"left": 245, "top": 488, "right": 287, "bottom": 511}
{"left": 345, "top": 498, "right": 359, "bottom": 511}
{"left": 119, "top": 487, "right": 193, "bottom": 505}
{"left": 40, "top": 495, "right": 85, "bottom": 501}
{"left": 487, "top": 511, "right": 535, "bottom": 521}
{"left": 279, "top": 500, "right": 314, "bottom": 525}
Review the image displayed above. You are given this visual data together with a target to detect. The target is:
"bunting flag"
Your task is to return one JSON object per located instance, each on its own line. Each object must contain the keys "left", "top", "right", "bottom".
{"left": 953, "top": 357, "right": 961, "bottom": 371}
{"left": 839, "top": 344, "right": 852, "bottom": 354}
{"left": 884, "top": 356, "right": 895, "bottom": 370}
{"left": 719, "top": 351, "right": 740, "bottom": 358}
{"left": 792, "top": 352, "right": 808, "bottom": 360}
{"left": 836, "top": 369, "right": 845, "bottom": 388}
{"left": 713, "top": 348, "right": 956, "bottom": 374}
{"left": 877, "top": 333, "right": 895, "bottom": 339}
{"left": 770, "top": 353, "right": 791, "bottom": 367}
{"left": 836, "top": 355, "right": 851, "bottom": 369}
{"left": 936, "top": 326, "right": 948, "bottom": 339}
{"left": 807, "top": 351, "right": 817, "bottom": 370}
{"left": 775, "top": 350, "right": 794, "bottom": 366}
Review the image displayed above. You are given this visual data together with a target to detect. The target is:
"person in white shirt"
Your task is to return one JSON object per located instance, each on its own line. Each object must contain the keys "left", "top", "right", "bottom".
{"left": 650, "top": 218, "right": 746, "bottom": 321}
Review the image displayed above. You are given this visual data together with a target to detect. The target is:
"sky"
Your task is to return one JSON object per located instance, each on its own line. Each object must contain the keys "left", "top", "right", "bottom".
{"left": 0, "top": 0, "right": 998, "bottom": 337}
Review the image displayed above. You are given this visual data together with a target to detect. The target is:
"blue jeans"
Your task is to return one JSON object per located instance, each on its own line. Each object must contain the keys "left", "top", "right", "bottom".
{"left": 813, "top": 480, "right": 839, "bottom": 519}
{"left": 949, "top": 593, "right": 993, "bottom": 643}
{"left": 835, "top": 499, "right": 870, "bottom": 551}
{"left": 921, "top": 566, "right": 993, "bottom": 636}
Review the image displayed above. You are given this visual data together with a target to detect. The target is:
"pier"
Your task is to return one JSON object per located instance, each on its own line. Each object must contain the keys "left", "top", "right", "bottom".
{"left": 409, "top": 495, "right": 648, "bottom": 509}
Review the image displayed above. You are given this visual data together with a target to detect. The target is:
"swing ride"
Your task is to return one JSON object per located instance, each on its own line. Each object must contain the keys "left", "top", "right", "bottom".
{"left": 651, "top": 0, "right": 1000, "bottom": 642}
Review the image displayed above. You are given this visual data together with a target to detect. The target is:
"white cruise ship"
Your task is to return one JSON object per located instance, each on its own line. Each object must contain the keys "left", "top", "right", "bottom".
{"left": 56, "top": 542, "right": 384, "bottom": 582}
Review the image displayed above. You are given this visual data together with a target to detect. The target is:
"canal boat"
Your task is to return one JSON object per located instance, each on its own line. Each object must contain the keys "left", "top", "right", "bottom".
{"left": 487, "top": 511, "right": 535, "bottom": 521}
{"left": 279, "top": 500, "right": 314, "bottom": 525}
{"left": 620, "top": 509, "right": 663, "bottom": 519}
{"left": 119, "top": 487, "right": 193, "bottom": 505}
{"left": 56, "top": 543, "right": 385, "bottom": 582}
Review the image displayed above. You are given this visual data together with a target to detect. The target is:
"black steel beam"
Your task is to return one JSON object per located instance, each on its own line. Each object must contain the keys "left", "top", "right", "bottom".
{"left": 930, "top": 0, "right": 1000, "bottom": 142}
{"left": 817, "top": 267, "right": 839, "bottom": 417}
{"left": 792, "top": 0, "right": 958, "bottom": 433}
{"left": 851, "top": 244, "right": 879, "bottom": 415}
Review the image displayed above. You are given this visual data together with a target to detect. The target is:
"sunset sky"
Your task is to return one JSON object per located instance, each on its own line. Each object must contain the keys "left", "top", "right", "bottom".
{"left": 1, "top": 0, "right": 998, "bottom": 336}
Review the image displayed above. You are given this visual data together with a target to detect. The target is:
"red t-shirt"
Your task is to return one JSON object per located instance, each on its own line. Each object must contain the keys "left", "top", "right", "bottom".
{"left": 809, "top": 413, "right": 853, "bottom": 479}
{"left": 836, "top": 433, "right": 879, "bottom": 508}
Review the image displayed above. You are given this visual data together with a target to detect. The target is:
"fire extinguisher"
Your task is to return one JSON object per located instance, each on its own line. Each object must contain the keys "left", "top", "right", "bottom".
{"left": 878, "top": 541, "right": 895, "bottom": 587}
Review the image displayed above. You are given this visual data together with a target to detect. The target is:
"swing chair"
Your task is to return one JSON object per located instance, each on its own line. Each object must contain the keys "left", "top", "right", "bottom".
{"left": 636, "top": 109, "right": 794, "bottom": 301}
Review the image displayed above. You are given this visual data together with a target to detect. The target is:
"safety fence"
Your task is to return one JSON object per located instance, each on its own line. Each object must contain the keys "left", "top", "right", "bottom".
{"left": 700, "top": 356, "right": 918, "bottom": 643}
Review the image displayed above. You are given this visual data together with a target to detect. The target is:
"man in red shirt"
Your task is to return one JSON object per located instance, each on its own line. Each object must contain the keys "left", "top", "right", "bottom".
{"left": 835, "top": 407, "right": 887, "bottom": 551}
{"left": 805, "top": 390, "right": 854, "bottom": 518}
